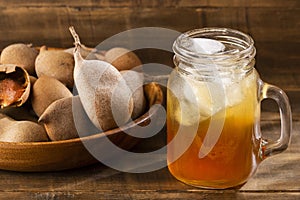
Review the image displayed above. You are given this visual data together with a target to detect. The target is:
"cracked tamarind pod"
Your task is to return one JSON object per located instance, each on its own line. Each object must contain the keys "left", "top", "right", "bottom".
{"left": 35, "top": 46, "right": 75, "bottom": 88}
{"left": 0, "top": 113, "right": 48, "bottom": 142}
{"left": 31, "top": 76, "right": 72, "bottom": 117}
{"left": 120, "top": 70, "right": 146, "bottom": 120}
{"left": 39, "top": 96, "right": 100, "bottom": 141}
{"left": 105, "top": 47, "right": 142, "bottom": 71}
{"left": 64, "top": 45, "right": 106, "bottom": 61}
{"left": 0, "top": 64, "right": 31, "bottom": 108}
{"left": 69, "top": 26, "right": 133, "bottom": 131}
{"left": 0, "top": 43, "right": 38, "bottom": 75}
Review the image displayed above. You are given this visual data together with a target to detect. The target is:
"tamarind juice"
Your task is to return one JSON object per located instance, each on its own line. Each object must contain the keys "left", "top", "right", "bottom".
{"left": 167, "top": 71, "right": 260, "bottom": 189}
{"left": 168, "top": 27, "right": 292, "bottom": 189}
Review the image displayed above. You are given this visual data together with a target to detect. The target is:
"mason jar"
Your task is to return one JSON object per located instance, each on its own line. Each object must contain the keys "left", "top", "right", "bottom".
{"left": 167, "top": 28, "right": 292, "bottom": 189}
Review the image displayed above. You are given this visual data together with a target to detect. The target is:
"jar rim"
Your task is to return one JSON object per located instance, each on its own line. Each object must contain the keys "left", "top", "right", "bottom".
{"left": 173, "top": 27, "right": 256, "bottom": 64}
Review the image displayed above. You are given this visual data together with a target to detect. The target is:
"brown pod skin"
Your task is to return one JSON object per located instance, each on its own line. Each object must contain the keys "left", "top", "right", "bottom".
{"left": 69, "top": 26, "right": 134, "bottom": 131}
{"left": 0, "top": 43, "right": 38, "bottom": 75}
{"left": 29, "top": 75, "right": 37, "bottom": 86}
{"left": 0, "top": 106, "right": 38, "bottom": 122}
{"left": 35, "top": 49, "right": 75, "bottom": 88}
{"left": 121, "top": 70, "right": 146, "bottom": 119}
{"left": 64, "top": 45, "right": 106, "bottom": 61}
{"left": 0, "top": 113, "right": 48, "bottom": 142}
{"left": 31, "top": 76, "right": 72, "bottom": 117}
{"left": 105, "top": 47, "right": 142, "bottom": 71}
{"left": 39, "top": 96, "right": 99, "bottom": 141}
{"left": 64, "top": 47, "right": 92, "bottom": 58}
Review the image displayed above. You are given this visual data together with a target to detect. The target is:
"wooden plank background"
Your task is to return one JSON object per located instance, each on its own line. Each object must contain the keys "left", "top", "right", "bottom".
{"left": 0, "top": 0, "right": 299, "bottom": 48}
{"left": 0, "top": 0, "right": 299, "bottom": 7}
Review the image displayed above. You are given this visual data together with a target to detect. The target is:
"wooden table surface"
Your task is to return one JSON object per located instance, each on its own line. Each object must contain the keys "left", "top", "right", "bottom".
{"left": 0, "top": 1, "right": 299, "bottom": 199}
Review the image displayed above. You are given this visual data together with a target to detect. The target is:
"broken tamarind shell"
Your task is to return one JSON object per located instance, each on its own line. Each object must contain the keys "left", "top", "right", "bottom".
{"left": 0, "top": 64, "right": 30, "bottom": 108}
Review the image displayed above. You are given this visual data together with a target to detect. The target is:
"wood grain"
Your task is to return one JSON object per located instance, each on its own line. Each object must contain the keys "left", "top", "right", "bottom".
{"left": 0, "top": 191, "right": 299, "bottom": 200}
{"left": 0, "top": 0, "right": 298, "bottom": 199}
{"left": 0, "top": 7, "right": 298, "bottom": 49}
{"left": 0, "top": 0, "right": 299, "bottom": 8}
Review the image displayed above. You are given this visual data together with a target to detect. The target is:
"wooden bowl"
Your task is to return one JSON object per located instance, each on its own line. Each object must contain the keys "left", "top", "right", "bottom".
{"left": 0, "top": 82, "right": 163, "bottom": 172}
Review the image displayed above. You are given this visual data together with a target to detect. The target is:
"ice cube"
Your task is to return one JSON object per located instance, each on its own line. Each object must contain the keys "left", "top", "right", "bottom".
{"left": 191, "top": 38, "right": 225, "bottom": 54}
{"left": 223, "top": 71, "right": 256, "bottom": 107}
{"left": 190, "top": 77, "right": 226, "bottom": 119}
{"left": 170, "top": 74, "right": 201, "bottom": 127}
{"left": 171, "top": 73, "right": 226, "bottom": 127}
{"left": 225, "top": 82, "right": 244, "bottom": 107}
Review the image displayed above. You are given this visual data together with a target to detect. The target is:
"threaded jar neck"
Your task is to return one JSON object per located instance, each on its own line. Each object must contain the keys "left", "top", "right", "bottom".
{"left": 173, "top": 28, "right": 256, "bottom": 79}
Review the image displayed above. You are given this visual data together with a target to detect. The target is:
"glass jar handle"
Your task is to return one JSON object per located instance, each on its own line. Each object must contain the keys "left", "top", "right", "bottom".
{"left": 259, "top": 81, "right": 292, "bottom": 159}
